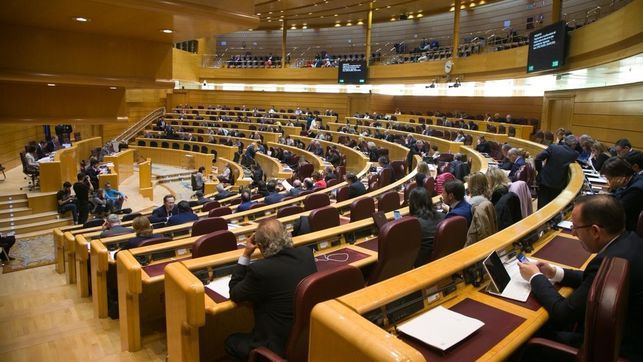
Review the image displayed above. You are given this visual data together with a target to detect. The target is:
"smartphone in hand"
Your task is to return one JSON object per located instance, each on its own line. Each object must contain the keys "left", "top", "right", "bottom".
{"left": 517, "top": 253, "right": 528, "bottom": 263}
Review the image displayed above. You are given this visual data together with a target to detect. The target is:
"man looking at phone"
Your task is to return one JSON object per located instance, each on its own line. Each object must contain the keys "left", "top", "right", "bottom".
{"left": 73, "top": 172, "right": 93, "bottom": 224}
{"left": 225, "top": 219, "right": 317, "bottom": 361}
{"left": 518, "top": 195, "right": 643, "bottom": 359}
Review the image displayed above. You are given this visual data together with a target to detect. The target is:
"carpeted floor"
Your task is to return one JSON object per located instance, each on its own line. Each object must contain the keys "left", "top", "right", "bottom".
{"left": 2, "top": 233, "right": 55, "bottom": 273}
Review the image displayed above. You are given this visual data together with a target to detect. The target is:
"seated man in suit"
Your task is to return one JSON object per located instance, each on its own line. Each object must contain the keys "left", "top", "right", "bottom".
{"left": 214, "top": 183, "right": 236, "bottom": 201}
{"left": 236, "top": 189, "right": 256, "bottom": 212}
{"left": 166, "top": 201, "right": 199, "bottom": 227}
{"left": 99, "top": 214, "right": 133, "bottom": 238}
{"left": 518, "top": 195, "right": 643, "bottom": 359}
{"left": 264, "top": 179, "right": 285, "bottom": 205}
{"left": 225, "top": 219, "right": 317, "bottom": 360}
{"left": 287, "top": 179, "right": 304, "bottom": 197}
{"left": 346, "top": 172, "right": 366, "bottom": 199}
{"left": 194, "top": 191, "right": 212, "bottom": 205}
{"left": 441, "top": 179, "right": 472, "bottom": 226}
{"left": 149, "top": 194, "right": 178, "bottom": 223}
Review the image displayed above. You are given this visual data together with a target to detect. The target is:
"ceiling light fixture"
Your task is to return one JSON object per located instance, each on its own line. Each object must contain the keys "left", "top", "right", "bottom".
{"left": 291, "top": 24, "right": 296, "bottom": 29}
{"left": 449, "top": 6, "right": 455, "bottom": 11}
{"left": 460, "top": 4, "right": 466, "bottom": 9}
{"left": 416, "top": 13, "right": 423, "bottom": 17}
{"left": 408, "top": 14, "right": 414, "bottom": 19}
{"left": 357, "top": 19, "right": 364, "bottom": 25}
{"left": 47, "top": 83, "right": 56, "bottom": 87}
{"left": 390, "top": 16, "right": 396, "bottom": 21}
{"left": 346, "top": 20, "right": 353, "bottom": 26}
{"left": 469, "top": 2, "right": 476, "bottom": 7}
{"left": 109, "top": 86, "right": 118, "bottom": 90}
{"left": 73, "top": 16, "right": 90, "bottom": 22}
{"left": 334, "top": 23, "right": 341, "bottom": 27}
{"left": 161, "top": 29, "right": 173, "bottom": 33}
{"left": 479, "top": 0, "right": 486, "bottom": 4}
{"left": 302, "top": 24, "right": 308, "bottom": 29}
{"left": 256, "top": 12, "right": 261, "bottom": 15}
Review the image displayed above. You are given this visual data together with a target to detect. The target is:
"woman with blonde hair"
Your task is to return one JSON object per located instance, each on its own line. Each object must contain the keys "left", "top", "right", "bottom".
{"left": 415, "top": 161, "right": 431, "bottom": 186}
{"left": 486, "top": 167, "right": 511, "bottom": 204}
{"left": 466, "top": 172, "right": 490, "bottom": 208}
{"left": 125, "top": 216, "right": 155, "bottom": 249}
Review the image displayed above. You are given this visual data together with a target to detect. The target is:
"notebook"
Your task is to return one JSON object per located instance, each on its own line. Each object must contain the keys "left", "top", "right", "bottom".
{"left": 482, "top": 251, "right": 531, "bottom": 302}
{"left": 397, "top": 306, "right": 484, "bottom": 351}
{"left": 206, "top": 275, "right": 232, "bottom": 299}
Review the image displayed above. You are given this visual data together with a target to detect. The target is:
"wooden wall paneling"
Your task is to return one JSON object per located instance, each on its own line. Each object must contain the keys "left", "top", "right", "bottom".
{"left": 172, "top": 49, "right": 200, "bottom": 82}
{"left": 0, "top": 124, "right": 44, "bottom": 169}
{"left": 369, "top": 94, "right": 395, "bottom": 114}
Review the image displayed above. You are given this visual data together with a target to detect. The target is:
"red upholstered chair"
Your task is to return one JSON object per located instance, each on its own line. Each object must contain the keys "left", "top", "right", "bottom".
{"left": 402, "top": 182, "right": 417, "bottom": 207}
{"left": 636, "top": 211, "right": 643, "bottom": 238}
{"left": 427, "top": 216, "right": 467, "bottom": 263}
{"left": 138, "top": 236, "right": 172, "bottom": 248}
{"left": 249, "top": 265, "right": 365, "bottom": 362}
{"left": 201, "top": 200, "right": 221, "bottom": 212}
{"left": 303, "top": 193, "right": 330, "bottom": 211}
{"left": 277, "top": 205, "right": 304, "bottom": 218}
{"left": 208, "top": 206, "right": 232, "bottom": 218}
{"left": 390, "top": 160, "right": 406, "bottom": 181}
{"left": 367, "top": 217, "right": 421, "bottom": 285}
{"left": 308, "top": 206, "right": 339, "bottom": 232}
{"left": 527, "top": 257, "right": 630, "bottom": 362}
{"left": 191, "top": 230, "right": 237, "bottom": 258}
{"left": 350, "top": 198, "right": 375, "bottom": 222}
{"left": 335, "top": 166, "right": 346, "bottom": 180}
{"left": 335, "top": 186, "right": 349, "bottom": 202}
{"left": 377, "top": 191, "right": 400, "bottom": 213}
{"left": 377, "top": 167, "right": 393, "bottom": 189}
{"left": 326, "top": 178, "right": 340, "bottom": 187}
{"left": 191, "top": 217, "right": 227, "bottom": 237}
{"left": 292, "top": 163, "right": 314, "bottom": 183}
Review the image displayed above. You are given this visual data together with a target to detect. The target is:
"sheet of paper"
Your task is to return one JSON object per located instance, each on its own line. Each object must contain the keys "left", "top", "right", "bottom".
{"left": 587, "top": 176, "right": 608, "bottom": 184}
{"left": 397, "top": 306, "right": 484, "bottom": 351}
{"left": 557, "top": 220, "right": 573, "bottom": 230}
{"left": 281, "top": 179, "right": 293, "bottom": 191}
{"left": 206, "top": 275, "right": 232, "bottom": 299}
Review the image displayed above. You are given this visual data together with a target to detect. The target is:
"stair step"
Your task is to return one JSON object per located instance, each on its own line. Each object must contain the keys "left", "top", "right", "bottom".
{"left": 0, "top": 207, "right": 33, "bottom": 218}
{"left": 0, "top": 193, "right": 28, "bottom": 202}
{"left": 0, "top": 217, "right": 73, "bottom": 236}
{"left": 0, "top": 211, "right": 60, "bottom": 228}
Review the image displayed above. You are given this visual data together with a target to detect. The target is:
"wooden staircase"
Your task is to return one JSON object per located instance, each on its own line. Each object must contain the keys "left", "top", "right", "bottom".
{"left": 0, "top": 193, "right": 73, "bottom": 236}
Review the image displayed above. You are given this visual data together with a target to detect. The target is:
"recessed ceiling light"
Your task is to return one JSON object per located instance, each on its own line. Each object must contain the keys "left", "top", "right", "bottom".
{"left": 302, "top": 24, "right": 308, "bottom": 29}
{"left": 161, "top": 29, "right": 173, "bottom": 33}
{"left": 408, "top": 14, "right": 414, "bottom": 19}
{"left": 357, "top": 20, "right": 364, "bottom": 25}
{"left": 334, "top": 14, "right": 338, "bottom": 16}
{"left": 334, "top": 23, "right": 341, "bottom": 27}
{"left": 469, "top": 2, "right": 476, "bottom": 7}
{"left": 291, "top": 25, "right": 296, "bottom": 29}
{"left": 390, "top": 17, "right": 396, "bottom": 21}
{"left": 47, "top": 83, "right": 56, "bottom": 87}
{"left": 109, "top": 86, "right": 118, "bottom": 90}
{"left": 73, "top": 16, "right": 90, "bottom": 22}
{"left": 416, "top": 13, "right": 423, "bottom": 18}
{"left": 460, "top": 4, "right": 466, "bottom": 9}
{"left": 308, "top": 12, "right": 313, "bottom": 15}
{"left": 248, "top": 28, "right": 254, "bottom": 31}
{"left": 280, "top": 10, "right": 284, "bottom": 13}
{"left": 449, "top": 7, "right": 455, "bottom": 11}
{"left": 346, "top": 21, "right": 353, "bottom": 26}
{"left": 268, "top": 11, "right": 273, "bottom": 14}
{"left": 479, "top": 0, "right": 486, "bottom": 4}
{"left": 256, "top": 12, "right": 261, "bottom": 15}
{"left": 386, "top": 5, "right": 391, "bottom": 8}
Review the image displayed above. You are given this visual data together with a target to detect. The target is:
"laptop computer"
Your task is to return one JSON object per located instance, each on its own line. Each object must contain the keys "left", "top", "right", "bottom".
{"left": 482, "top": 251, "right": 531, "bottom": 302}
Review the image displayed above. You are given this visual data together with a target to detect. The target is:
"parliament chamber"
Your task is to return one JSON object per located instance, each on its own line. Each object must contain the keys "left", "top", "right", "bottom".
{"left": 0, "top": 0, "right": 642, "bottom": 361}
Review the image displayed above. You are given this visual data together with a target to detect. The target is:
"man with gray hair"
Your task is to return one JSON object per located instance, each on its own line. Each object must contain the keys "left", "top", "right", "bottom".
{"left": 534, "top": 134, "right": 579, "bottom": 209}
{"left": 225, "top": 219, "right": 316, "bottom": 360}
{"left": 99, "top": 214, "right": 133, "bottom": 238}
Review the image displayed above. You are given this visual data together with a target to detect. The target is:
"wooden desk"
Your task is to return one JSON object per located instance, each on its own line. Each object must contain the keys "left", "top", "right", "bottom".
{"left": 308, "top": 164, "right": 585, "bottom": 361}
{"left": 267, "top": 141, "right": 325, "bottom": 173}
{"left": 39, "top": 137, "right": 103, "bottom": 192}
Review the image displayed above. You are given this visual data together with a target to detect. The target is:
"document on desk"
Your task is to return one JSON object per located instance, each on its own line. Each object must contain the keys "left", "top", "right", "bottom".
{"left": 557, "top": 220, "right": 573, "bottom": 230}
{"left": 587, "top": 176, "right": 608, "bottom": 184}
{"left": 397, "top": 306, "right": 484, "bottom": 351}
{"left": 206, "top": 275, "right": 232, "bottom": 299}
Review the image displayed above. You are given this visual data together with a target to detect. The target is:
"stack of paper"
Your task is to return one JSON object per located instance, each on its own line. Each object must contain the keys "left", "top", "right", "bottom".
{"left": 206, "top": 275, "right": 232, "bottom": 299}
{"left": 397, "top": 306, "right": 484, "bottom": 351}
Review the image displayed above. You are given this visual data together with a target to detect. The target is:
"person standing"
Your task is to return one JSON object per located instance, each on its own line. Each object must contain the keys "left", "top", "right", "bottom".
{"left": 73, "top": 173, "right": 93, "bottom": 224}
{"left": 225, "top": 219, "right": 316, "bottom": 360}
{"left": 534, "top": 135, "right": 579, "bottom": 209}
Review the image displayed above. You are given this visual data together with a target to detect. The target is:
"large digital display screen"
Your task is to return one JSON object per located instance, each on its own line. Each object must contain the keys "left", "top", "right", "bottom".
{"left": 527, "top": 21, "right": 568, "bottom": 73}
{"left": 338, "top": 61, "right": 368, "bottom": 84}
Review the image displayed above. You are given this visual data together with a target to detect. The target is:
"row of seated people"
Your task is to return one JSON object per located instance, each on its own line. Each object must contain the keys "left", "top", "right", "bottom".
{"left": 301, "top": 52, "right": 382, "bottom": 67}
{"left": 226, "top": 54, "right": 282, "bottom": 68}
{"left": 355, "top": 110, "right": 539, "bottom": 128}
{"left": 164, "top": 111, "right": 313, "bottom": 125}
{"left": 159, "top": 114, "right": 307, "bottom": 129}
{"left": 172, "top": 104, "right": 338, "bottom": 119}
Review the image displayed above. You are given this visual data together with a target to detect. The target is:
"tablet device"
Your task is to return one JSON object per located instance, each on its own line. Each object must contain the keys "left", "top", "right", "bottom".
{"left": 482, "top": 251, "right": 511, "bottom": 294}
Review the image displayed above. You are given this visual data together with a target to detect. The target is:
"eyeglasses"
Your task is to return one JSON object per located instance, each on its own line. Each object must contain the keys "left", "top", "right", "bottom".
{"left": 571, "top": 224, "right": 601, "bottom": 231}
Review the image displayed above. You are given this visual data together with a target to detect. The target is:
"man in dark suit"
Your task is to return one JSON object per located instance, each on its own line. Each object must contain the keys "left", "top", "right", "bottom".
{"left": 225, "top": 219, "right": 317, "bottom": 361}
{"left": 214, "top": 183, "right": 235, "bottom": 201}
{"left": 442, "top": 179, "right": 472, "bottom": 226}
{"left": 534, "top": 135, "right": 579, "bottom": 209}
{"left": 149, "top": 194, "right": 178, "bottom": 223}
{"left": 346, "top": 173, "right": 366, "bottom": 198}
{"left": 165, "top": 201, "right": 198, "bottom": 227}
{"left": 264, "top": 179, "right": 285, "bottom": 205}
{"left": 518, "top": 195, "right": 643, "bottom": 359}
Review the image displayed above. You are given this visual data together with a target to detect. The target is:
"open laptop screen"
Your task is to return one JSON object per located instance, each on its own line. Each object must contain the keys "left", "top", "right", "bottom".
{"left": 482, "top": 251, "right": 511, "bottom": 293}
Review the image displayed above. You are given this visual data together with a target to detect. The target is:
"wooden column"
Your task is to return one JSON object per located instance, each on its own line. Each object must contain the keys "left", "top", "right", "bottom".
{"left": 365, "top": 3, "right": 373, "bottom": 64}
{"left": 452, "top": 0, "right": 461, "bottom": 59}
{"left": 552, "top": 0, "right": 563, "bottom": 22}
{"left": 281, "top": 21, "right": 287, "bottom": 68}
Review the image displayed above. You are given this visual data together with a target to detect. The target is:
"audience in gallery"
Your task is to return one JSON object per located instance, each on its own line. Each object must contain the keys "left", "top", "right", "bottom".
{"left": 599, "top": 157, "right": 643, "bottom": 232}
{"left": 409, "top": 187, "right": 445, "bottom": 267}
{"left": 166, "top": 201, "right": 199, "bottom": 227}
{"left": 225, "top": 219, "right": 316, "bottom": 361}
{"left": 56, "top": 181, "right": 78, "bottom": 224}
{"left": 518, "top": 194, "right": 643, "bottom": 360}
{"left": 99, "top": 214, "right": 133, "bottom": 238}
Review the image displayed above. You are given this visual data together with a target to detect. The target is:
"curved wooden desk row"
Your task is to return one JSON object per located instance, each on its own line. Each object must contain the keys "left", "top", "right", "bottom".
{"left": 308, "top": 163, "right": 585, "bottom": 362}
{"left": 165, "top": 109, "right": 337, "bottom": 123}
{"left": 154, "top": 121, "right": 283, "bottom": 144}
{"left": 113, "top": 145, "right": 486, "bottom": 354}
{"left": 81, "top": 154, "right": 402, "bottom": 322}
{"left": 39, "top": 137, "right": 104, "bottom": 192}
{"left": 52, "top": 132, "right": 372, "bottom": 280}
{"left": 345, "top": 115, "right": 535, "bottom": 140}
